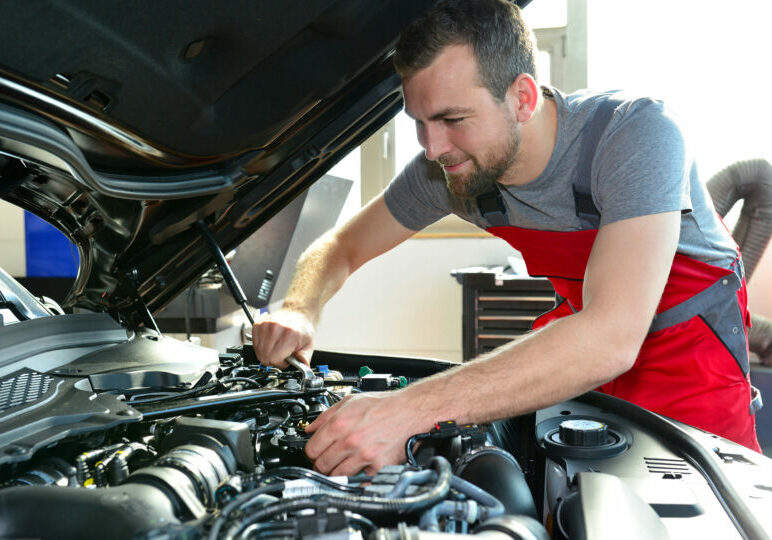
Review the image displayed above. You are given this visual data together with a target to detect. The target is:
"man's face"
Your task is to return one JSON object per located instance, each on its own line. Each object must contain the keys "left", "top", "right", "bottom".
{"left": 403, "top": 44, "right": 521, "bottom": 198}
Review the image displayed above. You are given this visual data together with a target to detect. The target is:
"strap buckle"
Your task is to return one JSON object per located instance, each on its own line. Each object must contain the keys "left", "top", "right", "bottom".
{"left": 476, "top": 189, "right": 508, "bottom": 227}
{"left": 751, "top": 385, "right": 763, "bottom": 415}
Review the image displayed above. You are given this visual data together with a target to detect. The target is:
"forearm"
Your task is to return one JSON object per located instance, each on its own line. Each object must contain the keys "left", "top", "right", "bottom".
{"left": 399, "top": 309, "right": 640, "bottom": 430}
{"left": 398, "top": 213, "right": 678, "bottom": 430}
{"left": 281, "top": 231, "right": 353, "bottom": 324}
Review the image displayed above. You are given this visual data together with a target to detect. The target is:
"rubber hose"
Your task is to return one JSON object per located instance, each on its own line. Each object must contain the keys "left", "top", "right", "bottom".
{"left": 386, "top": 469, "right": 436, "bottom": 498}
{"left": 453, "top": 447, "right": 537, "bottom": 519}
{"left": 449, "top": 476, "right": 505, "bottom": 520}
{"left": 223, "top": 457, "right": 453, "bottom": 540}
{"left": 0, "top": 483, "right": 179, "bottom": 540}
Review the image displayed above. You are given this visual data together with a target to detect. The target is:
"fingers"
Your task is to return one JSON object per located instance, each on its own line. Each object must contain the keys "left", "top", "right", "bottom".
{"left": 251, "top": 311, "right": 315, "bottom": 368}
{"left": 305, "top": 400, "right": 355, "bottom": 473}
{"left": 304, "top": 394, "right": 406, "bottom": 476}
{"left": 293, "top": 345, "right": 313, "bottom": 367}
{"left": 308, "top": 427, "right": 371, "bottom": 476}
{"left": 309, "top": 426, "right": 388, "bottom": 476}
{"left": 305, "top": 395, "right": 351, "bottom": 434}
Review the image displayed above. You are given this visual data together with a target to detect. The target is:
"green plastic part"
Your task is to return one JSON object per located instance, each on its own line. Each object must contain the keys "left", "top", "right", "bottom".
{"left": 398, "top": 376, "right": 408, "bottom": 388}
{"left": 359, "top": 365, "right": 374, "bottom": 377}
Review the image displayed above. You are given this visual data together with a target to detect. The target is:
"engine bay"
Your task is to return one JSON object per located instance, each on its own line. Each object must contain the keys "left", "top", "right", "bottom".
{"left": 0, "top": 311, "right": 770, "bottom": 539}
{"left": 0, "top": 315, "right": 545, "bottom": 540}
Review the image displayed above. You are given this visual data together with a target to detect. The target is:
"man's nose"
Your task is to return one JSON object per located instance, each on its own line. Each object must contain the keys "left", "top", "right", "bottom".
{"left": 422, "top": 125, "right": 451, "bottom": 162}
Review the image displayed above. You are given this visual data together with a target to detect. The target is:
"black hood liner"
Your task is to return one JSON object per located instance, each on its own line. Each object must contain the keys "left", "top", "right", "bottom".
{"left": 0, "top": 0, "right": 433, "bottom": 162}
{"left": 0, "top": 1, "right": 531, "bottom": 322}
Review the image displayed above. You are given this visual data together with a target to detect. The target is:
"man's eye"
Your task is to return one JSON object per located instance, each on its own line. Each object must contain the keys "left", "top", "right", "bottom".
{"left": 444, "top": 117, "right": 464, "bottom": 124}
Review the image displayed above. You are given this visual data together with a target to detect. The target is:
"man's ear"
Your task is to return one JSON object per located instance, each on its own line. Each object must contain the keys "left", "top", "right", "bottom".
{"left": 506, "top": 74, "right": 539, "bottom": 122}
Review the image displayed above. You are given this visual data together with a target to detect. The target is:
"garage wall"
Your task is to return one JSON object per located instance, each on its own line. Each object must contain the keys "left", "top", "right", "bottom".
{"left": 314, "top": 236, "right": 514, "bottom": 363}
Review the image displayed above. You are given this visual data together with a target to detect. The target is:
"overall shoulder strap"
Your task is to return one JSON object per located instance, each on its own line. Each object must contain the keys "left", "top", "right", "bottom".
{"left": 476, "top": 95, "right": 624, "bottom": 229}
{"left": 573, "top": 97, "right": 625, "bottom": 229}
{"left": 476, "top": 189, "right": 508, "bottom": 227}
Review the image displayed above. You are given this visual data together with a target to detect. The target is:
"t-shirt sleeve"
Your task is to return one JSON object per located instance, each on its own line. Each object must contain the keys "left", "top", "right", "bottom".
{"left": 383, "top": 153, "right": 452, "bottom": 230}
{"left": 593, "top": 98, "right": 693, "bottom": 227}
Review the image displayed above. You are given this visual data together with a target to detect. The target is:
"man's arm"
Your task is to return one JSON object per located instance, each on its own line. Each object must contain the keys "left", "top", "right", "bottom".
{"left": 305, "top": 211, "right": 681, "bottom": 475}
{"left": 252, "top": 193, "right": 416, "bottom": 368}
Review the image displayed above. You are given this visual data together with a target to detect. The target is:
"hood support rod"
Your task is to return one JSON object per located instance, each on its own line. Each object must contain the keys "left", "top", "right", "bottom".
{"left": 196, "top": 220, "right": 255, "bottom": 326}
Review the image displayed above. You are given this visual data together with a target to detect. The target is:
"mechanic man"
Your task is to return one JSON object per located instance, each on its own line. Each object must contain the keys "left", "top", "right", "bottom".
{"left": 253, "top": 0, "right": 761, "bottom": 473}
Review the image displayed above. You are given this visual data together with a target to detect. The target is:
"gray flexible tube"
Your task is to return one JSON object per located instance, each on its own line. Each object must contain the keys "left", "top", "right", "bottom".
{"left": 706, "top": 158, "right": 772, "bottom": 279}
{"left": 706, "top": 159, "right": 772, "bottom": 365}
{"left": 748, "top": 315, "right": 772, "bottom": 365}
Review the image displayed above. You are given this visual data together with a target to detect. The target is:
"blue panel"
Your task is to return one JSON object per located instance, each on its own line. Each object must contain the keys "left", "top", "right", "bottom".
{"left": 24, "top": 212, "right": 79, "bottom": 277}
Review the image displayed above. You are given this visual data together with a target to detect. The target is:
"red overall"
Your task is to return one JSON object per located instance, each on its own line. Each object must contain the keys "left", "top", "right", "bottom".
{"left": 487, "top": 225, "right": 760, "bottom": 452}
{"left": 475, "top": 95, "right": 760, "bottom": 451}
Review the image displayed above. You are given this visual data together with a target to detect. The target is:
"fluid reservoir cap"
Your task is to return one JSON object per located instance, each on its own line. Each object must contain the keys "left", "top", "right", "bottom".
{"left": 559, "top": 419, "right": 609, "bottom": 447}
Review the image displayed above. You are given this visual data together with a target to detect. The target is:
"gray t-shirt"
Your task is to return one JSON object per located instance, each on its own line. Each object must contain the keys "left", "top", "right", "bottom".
{"left": 383, "top": 88, "right": 737, "bottom": 268}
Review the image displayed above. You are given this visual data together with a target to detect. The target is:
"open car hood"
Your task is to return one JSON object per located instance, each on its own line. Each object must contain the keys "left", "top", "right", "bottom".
{"left": 1, "top": 0, "right": 540, "bottom": 323}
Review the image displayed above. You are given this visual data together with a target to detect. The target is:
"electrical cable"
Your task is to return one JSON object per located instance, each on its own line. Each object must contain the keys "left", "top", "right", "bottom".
{"left": 405, "top": 433, "right": 431, "bottom": 466}
{"left": 127, "top": 381, "right": 223, "bottom": 404}
{"left": 241, "top": 521, "right": 296, "bottom": 539}
{"left": 207, "top": 483, "right": 285, "bottom": 540}
{"left": 346, "top": 512, "right": 377, "bottom": 535}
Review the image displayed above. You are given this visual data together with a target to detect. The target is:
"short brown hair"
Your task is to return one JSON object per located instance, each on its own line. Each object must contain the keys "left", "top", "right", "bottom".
{"left": 394, "top": 0, "right": 536, "bottom": 101}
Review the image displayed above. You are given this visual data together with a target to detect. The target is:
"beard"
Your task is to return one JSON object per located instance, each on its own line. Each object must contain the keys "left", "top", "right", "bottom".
{"left": 440, "top": 120, "right": 520, "bottom": 199}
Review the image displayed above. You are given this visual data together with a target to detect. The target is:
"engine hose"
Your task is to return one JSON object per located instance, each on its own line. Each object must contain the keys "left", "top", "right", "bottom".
{"left": 419, "top": 500, "right": 479, "bottom": 531}
{"left": 706, "top": 158, "right": 772, "bottom": 280}
{"left": 223, "top": 457, "right": 453, "bottom": 540}
{"left": 0, "top": 483, "right": 180, "bottom": 540}
{"left": 453, "top": 447, "right": 537, "bottom": 519}
{"left": 95, "top": 445, "right": 134, "bottom": 487}
{"left": 74, "top": 443, "right": 125, "bottom": 485}
{"left": 449, "top": 476, "right": 505, "bottom": 520}
{"left": 385, "top": 469, "right": 436, "bottom": 498}
{"left": 109, "top": 443, "right": 153, "bottom": 485}
{"left": 416, "top": 475, "right": 507, "bottom": 531}
{"left": 208, "top": 484, "right": 285, "bottom": 540}
{"left": 414, "top": 476, "right": 506, "bottom": 531}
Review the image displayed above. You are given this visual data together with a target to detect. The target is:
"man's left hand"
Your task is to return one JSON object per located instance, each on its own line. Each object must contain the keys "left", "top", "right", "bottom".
{"left": 304, "top": 391, "right": 425, "bottom": 476}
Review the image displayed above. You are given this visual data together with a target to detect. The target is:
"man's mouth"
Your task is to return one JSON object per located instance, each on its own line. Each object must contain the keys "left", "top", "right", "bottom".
{"left": 442, "top": 160, "right": 470, "bottom": 173}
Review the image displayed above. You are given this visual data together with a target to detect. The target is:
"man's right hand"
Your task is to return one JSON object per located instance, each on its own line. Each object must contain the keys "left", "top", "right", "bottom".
{"left": 251, "top": 194, "right": 414, "bottom": 369}
{"left": 251, "top": 310, "right": 315, "bottom": 368}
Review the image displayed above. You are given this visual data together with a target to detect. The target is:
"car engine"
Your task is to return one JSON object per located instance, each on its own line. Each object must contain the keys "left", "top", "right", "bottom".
{"left": 0, "top": 317, "right": 548, "bottom": 540}
{"left": 1, "top": 302, "right": 770, "bottom": 540}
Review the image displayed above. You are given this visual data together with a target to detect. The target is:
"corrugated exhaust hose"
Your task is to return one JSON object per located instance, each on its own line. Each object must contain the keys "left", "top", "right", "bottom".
{"left": 707, "top": 159, "right": 772, "bottom": 365}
